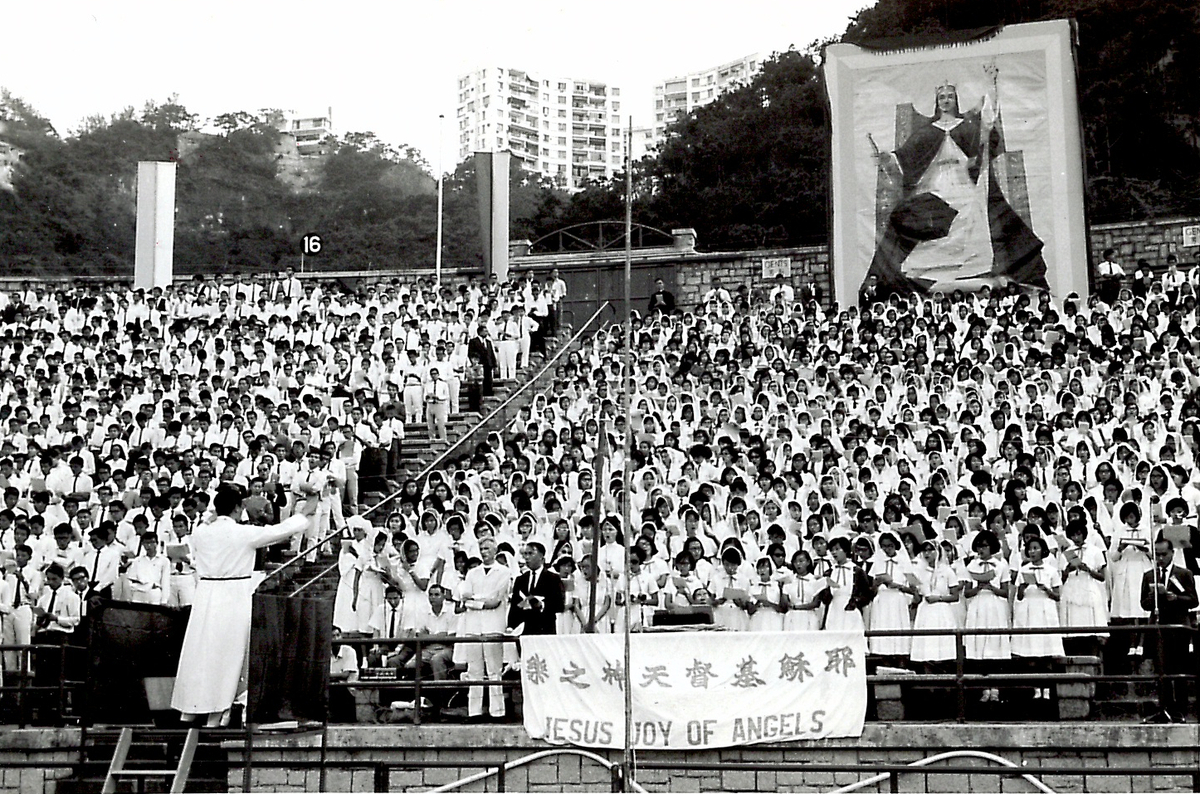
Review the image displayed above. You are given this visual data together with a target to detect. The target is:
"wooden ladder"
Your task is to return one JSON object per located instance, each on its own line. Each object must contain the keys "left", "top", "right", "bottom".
{"left": 102, "top": 727, "right": 200, "bottom": 794}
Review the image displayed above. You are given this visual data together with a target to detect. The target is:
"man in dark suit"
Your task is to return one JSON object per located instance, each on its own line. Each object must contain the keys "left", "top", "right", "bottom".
{"left": 467, "top": 325, "right": 498, "bottom": 398}
{"left": 1140, "top": 538, "right": 1198, "bottom": 722}
{"left": 509, "top": 541, "right": 563, "bottom": 635}
{"left": 647, "top": 278, "right": 675, "bottom": 316}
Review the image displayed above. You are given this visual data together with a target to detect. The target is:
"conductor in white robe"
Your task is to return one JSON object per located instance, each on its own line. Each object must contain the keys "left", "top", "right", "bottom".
{"left": 171, "top": 483, "right": 314, "bottom": 725}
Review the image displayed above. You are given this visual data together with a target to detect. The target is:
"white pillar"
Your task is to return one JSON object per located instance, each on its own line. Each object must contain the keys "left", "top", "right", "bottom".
{"left": 134, "top": 161, "right": 176, "bottom": 290}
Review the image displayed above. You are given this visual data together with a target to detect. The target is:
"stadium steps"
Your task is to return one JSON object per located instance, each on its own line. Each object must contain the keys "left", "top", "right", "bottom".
{"left": 286, "top": 328, "right": 579, "bottom": 601}
{"left": 57, "top": 727, "right": 231, "bottom": 793}
{"left": 385, "top": 329, "right": 574, "bottom": 483}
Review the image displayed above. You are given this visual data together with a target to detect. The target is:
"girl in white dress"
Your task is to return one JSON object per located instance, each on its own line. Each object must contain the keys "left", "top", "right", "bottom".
{"left": 942, "top": 540, "right": 970, "bottom": 627}
{"left": 625, "top": 548, "right": 661, "bottom": 630}
{"left": 868, "top": 532, "right": 918, "bottom": 660}
{"left": 1012, "top": 535, "right": 1063, "bottom": 700}
{"left": 911, "top": 540, "right": 963, "bottom": 665}
{"left": 353, "top": 531, "right": 390, "bottom": 634}
{"left": 333, "top": 534, "right": 363, "bottom": 634}
{"left": 554, "top": 555, "right": 579, "bottom": 634}
{"left": 1057, "top": 520, "right": 1108, "bottom": 657}
{"left": 963, "top": 530, "right": 1010, "bottom": 702}
{"left": 747, "top": 556, "right": 785, "bottom": 632}
{"left": 1108, "top": 501, "right": 1151, "bottom": 656}
{"left": 783, "top": 550, "right": 825, "bottom": 632}
{"left": 570, "top": 554, "right": 611, "bottom": 633}
{"left": 822, "top": 537, "right": 872, "bottom": 633}
{"left": 709, "top": 547, "right": 753, "bottom": 631}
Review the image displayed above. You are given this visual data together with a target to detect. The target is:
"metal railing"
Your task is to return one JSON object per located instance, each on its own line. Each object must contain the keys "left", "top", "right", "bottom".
{"left": 3, "top": 622, "right": 1195, "bottom": 729}
{"left": 321, "top": 622, "right": 1196, "bottom": 726}
{"left": 261, "top": 300, "right": 615, "bottom": 595}
{"left": 0, "top": 640, "right": 88, "bottom": 728}
{"left": 332, "top": 634, "right": 521, "bottom": 726}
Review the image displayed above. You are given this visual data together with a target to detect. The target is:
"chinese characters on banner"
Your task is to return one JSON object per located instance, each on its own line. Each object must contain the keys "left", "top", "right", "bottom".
{"left": 520, "top": 631, "right": 867, "bottom": 750}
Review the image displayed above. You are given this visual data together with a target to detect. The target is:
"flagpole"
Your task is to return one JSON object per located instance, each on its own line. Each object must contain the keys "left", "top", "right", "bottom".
{"left": 587, "top": 419, "right": 606, "bottom": 633}
{"left": 621, "top": 116, "right": 635, "bottom": 790}
{"left": 435, "top": 113, "right": 445, "bottom": 287}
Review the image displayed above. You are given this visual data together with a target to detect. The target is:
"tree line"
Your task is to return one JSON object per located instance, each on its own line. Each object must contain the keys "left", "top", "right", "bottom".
{"left": 0, "top": 0, "right": 1196, "bottom": 276}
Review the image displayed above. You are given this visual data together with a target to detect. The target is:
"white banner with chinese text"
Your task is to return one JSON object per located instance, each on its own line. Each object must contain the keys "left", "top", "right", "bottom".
{"left": 520, "top": 630, "right": 866, "bottom": 750}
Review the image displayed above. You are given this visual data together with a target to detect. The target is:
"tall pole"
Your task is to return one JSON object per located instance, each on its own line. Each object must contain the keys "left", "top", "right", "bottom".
{"left": 435, "top": 113, "right": 445, "bottom": 286}
{"left": 621, "top": 116, "right": 634, "bottom": 790}
{"left": 587, "top": 420, "right": 607, "bottom": 633}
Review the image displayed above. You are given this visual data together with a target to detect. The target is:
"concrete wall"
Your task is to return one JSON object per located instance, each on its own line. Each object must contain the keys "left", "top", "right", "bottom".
{"left": 224, "top": 724, "right": 1199, "bottom": 794}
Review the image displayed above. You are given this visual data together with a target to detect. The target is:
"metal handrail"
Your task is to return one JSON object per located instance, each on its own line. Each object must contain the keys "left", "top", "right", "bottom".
{"left": 409, "top": 300, "right": 614, "bottom": 486}
{"left": 264, "top": 300, "right": 614, "bottom": 593}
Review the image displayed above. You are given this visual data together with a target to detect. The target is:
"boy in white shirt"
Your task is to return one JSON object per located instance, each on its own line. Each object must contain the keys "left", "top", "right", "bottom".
{"left": 126, "top": 533, "right": 171, "bottom": 605}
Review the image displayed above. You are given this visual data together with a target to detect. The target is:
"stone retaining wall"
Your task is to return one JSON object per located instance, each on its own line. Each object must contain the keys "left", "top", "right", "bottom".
{"left": 225, "top": 724, "right": 1198, "bottom": 794}
{"left": 1, "top": 723, "right": 1196, "bottom": 794}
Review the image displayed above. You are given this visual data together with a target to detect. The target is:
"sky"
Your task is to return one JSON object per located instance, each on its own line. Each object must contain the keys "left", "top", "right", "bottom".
{"left": 3, "top": 0, "right": 869, "bottom": 173}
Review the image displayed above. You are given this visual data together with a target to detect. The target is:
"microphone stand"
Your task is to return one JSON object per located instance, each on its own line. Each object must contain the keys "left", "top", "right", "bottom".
{"left": 1142, "top": 534, "right": 1172, "bottom": 723}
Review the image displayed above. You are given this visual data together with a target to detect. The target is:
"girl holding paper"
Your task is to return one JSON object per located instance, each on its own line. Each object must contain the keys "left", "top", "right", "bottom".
{"left": 911, "top": 540, "right": 962, "bottom": 665}
{"left": 821, "top": 536, "right": 873, "bottom": 632}
{"left": 747, "top": 556, "right": 785, "bottom": 632}
{"left": 1109, "top": 501, "right": 1152, "bottom": 622}
{"left": 963, "top": 530, "right": 1010, "bottom": 702}
{"left": 868, "top": 532, "right": 917, "bottom": 659}
{"left": 1058, "top": 520, "right": 1108, "bottom": 657}
{"left": 1012, "top": 535, "right": 1063, "bottom": 699}
{"left": 783, "top": 550, "right": 825, "bottom": 632}
{"left": 709, "top": 546, "right": 753, "bottom": 631}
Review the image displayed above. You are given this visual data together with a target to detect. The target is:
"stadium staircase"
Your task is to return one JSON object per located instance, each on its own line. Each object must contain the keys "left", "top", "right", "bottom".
{"left": 280, "top": 312, "right": 608, "bottom": 602}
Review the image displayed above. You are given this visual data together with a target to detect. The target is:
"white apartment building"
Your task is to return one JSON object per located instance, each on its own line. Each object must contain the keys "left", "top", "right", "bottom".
{"left": 456, "top": 67, "right": 625, "bottom": 190}
{"left": 286, "top": 109, "right": 334, "bottom": 157}
{"left": 651, "top": 53, "right": 762, "bottom": 148}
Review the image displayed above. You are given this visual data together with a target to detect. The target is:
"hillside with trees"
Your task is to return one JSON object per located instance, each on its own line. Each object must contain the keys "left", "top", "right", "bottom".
{"left": 0, "top": 0, "right": 1196, "bottom": 274}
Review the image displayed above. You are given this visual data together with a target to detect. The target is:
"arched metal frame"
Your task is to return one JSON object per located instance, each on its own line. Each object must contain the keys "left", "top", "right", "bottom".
{"left": 529, "top": 221, "right": 673, "bottom": 253}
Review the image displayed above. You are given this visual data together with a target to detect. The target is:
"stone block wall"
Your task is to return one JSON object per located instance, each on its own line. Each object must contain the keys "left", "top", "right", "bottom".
{"left": 225, "top": 723, "right": 1199, "bottom": 794}
{"left": 1090, "top": 216, "right": 1200, "bottom": 271}
{"left": 0, "top": 729, "right": 82, "bottom": 794}
{"left": 0, "top": 723, "right": 1196, "bottom": 794}
{"left": 674, "top": 245, "right": 833, "bottom": 310}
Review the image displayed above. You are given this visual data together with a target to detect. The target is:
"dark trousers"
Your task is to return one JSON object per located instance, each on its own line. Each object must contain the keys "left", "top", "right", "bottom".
{"left": 465, "top": 382, "right": 482, "bottom": 413}
{"left": 1098, "top": 277, "right": 1121, "bottom": 305}
{"left": 32, "top": 631, "right": 69, "bottom": 724}
{"left": 386, "top": 439, "right": 402, "bottom": 480}
{"left": 1148, "top": 622, "right": 1192, "bottom": 717}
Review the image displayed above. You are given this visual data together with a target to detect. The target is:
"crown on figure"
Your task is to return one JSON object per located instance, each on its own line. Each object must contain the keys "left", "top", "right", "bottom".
{"left": 936, "top": 81, "right": 957, "bottom": 94}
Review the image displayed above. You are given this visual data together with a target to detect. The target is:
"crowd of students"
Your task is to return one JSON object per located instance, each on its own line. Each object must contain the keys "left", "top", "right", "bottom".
{"left": 3, "top": 258, "right": 1198, "bottom": 725}
{"left": 337, "top": 264, "right": 1199, "bottom": 722}
{"left": 0, "top": 267, "right": 567, "bottom": 720}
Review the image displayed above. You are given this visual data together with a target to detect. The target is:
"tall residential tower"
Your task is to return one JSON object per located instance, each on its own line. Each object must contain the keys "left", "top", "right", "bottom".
{"left": 456, "top": 67, "right": 625, "bottom": 190}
